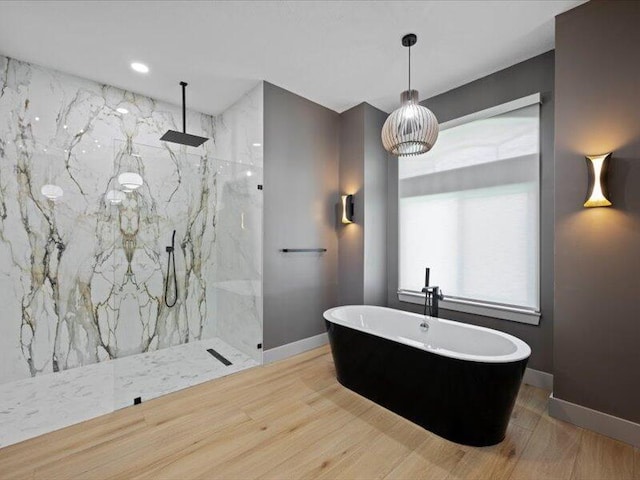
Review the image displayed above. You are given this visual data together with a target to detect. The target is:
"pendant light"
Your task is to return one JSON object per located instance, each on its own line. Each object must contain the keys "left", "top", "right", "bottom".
{"left": 117, "top": 172, "right": 143, "bottom": 192}
{"left": 41, "top": 184, "right": 63, "bottom": 201}
{"left": 117, "top": 145, "right": 144, "bottom": 192}
{"left": 41, "top": 148, "right": 63, "bottom": 201}
{"left": 106, "top": 189, "right": 126, "bottom": 205}
{"left": 381, "top": 33, "right": 439, "bottom": 156}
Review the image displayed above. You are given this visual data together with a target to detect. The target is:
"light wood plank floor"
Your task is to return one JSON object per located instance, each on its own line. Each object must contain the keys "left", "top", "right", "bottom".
{"left": 0, "top": 345, "right": 638, "bottom": 480}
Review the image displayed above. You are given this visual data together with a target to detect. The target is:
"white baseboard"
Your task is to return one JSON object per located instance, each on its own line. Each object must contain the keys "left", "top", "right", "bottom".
{"left": 523, "top": 367, "right": 553, "bottom": 390}
{"left": 549, "top": 394, "right": 640, "bottom": 448}
{"left": 264, "top": 333, "right": 329, "bottom": 364}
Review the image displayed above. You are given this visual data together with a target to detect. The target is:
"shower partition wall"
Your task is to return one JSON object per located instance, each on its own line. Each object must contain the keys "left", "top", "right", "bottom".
{"left": 107, "top": 140, "right": 263, "bottom": 408}
{"left": 105, "top": 140, "right": 216, "bottom": 354}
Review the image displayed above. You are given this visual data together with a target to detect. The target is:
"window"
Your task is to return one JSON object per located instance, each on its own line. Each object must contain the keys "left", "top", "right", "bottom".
{"left": 398, "top": 96, "right": 540, "bottom": 319}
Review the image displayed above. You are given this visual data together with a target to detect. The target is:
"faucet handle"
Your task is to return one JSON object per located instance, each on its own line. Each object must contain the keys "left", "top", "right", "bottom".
{"left": 422, "top": 286, "right": 444, "bottom": 300}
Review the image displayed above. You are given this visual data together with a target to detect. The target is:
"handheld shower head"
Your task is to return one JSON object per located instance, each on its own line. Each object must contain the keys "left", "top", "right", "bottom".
{"left": 164, "top": 230, "right": 178, "bottom": 308}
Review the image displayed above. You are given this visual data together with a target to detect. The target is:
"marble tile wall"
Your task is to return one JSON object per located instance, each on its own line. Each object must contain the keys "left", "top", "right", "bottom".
{"left": 0, "top": 55, "right": 263, "bottom": 385}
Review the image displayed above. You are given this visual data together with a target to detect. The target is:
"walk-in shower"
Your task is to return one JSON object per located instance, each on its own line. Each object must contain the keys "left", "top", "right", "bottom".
{"left": 0, "top": 53, "right": 264, "bottom": 447}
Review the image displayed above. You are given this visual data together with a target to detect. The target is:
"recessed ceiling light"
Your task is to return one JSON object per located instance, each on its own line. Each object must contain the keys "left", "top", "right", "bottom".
{"left": 117, "top": 107, "right": 129, "bottom": 114}
{"left": 252, "top": 143, "right": 261, "bottom": 147}
{"left": 63, "top": 125, "right": 68, "bottom": 129}
{"left": 246, "top": 170, "right": 253, "bottom": 177}
{"left": 131, "top": 62, "right": 149, "bottom": 74}
{"left": 35, "top": 116, "right": 40, "bottom": 121}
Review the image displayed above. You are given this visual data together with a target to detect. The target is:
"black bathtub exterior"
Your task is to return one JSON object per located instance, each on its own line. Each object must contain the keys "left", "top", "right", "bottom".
{"left": 326, "top": 320, "right": 528, "bottom": 446}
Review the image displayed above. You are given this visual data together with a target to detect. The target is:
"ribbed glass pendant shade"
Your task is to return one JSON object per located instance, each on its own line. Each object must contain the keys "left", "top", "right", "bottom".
{"left": 382, "top": 90, "right": 439, "bottom": 156}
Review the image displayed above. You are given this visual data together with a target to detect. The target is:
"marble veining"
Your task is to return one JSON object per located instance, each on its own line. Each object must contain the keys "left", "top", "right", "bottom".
{"left": 0, "top": 54, "right": 264, "bottom": 385}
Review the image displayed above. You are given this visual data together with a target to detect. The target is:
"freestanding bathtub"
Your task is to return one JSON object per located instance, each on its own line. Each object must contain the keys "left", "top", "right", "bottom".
{"left": 324, "top": 305, "right": 531, "bottom": 446}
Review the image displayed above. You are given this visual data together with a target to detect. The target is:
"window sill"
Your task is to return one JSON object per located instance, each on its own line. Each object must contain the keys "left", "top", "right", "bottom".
{"left": 397, "top": 290, "right": 541, "bottom": 326}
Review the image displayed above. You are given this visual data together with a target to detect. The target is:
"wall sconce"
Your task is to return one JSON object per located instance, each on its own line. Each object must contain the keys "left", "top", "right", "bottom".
{"left": 584, "top": 153, "right": 612, "bottom": 208}
{"left": 341, "top": 194, "right": 354, "bottom": 224}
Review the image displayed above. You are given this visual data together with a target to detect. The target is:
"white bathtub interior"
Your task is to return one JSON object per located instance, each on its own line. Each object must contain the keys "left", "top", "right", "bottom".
{"left": 324, "top": 305, "right": 531, "bottom": 363}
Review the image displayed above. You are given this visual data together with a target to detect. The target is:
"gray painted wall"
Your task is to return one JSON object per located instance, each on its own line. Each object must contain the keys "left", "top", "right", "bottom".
{"left": 386, "top": 51, "right": 556, "bottom": 373}
{"left": 338, "top": 105, "right": 365, "bottom": 305}
{"left": 338, "top": 103, "right": 388, "bottom": 306}
{"left": 263, "top": 82, "right": 340, "bottom": 349}
{"left": 363, "top": 106, "right": 389, "bottom": 306}
{"left": 554, "top": 1, "right": 640, "bottom": 423}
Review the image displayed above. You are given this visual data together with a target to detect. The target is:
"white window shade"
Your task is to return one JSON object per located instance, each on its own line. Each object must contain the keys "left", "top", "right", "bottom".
{"left": 398, "top": 101, "right": 540, "bottom": 312}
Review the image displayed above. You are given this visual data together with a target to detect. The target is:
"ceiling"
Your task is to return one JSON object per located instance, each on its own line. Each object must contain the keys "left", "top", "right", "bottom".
{"left": 0, "top": 0, "right": 584, "bottom": 116}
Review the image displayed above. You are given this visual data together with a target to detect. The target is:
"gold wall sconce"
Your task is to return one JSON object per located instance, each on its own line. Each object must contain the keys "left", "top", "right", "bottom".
{"left": 341, "top": 194, "right": 354, "bottom": 224}
{"left": 584, "top": 153, "right": 612, "bottom": 208}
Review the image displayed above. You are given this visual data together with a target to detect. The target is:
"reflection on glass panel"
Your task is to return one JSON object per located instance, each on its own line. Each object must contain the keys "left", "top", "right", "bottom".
{"left": 103, "top": 140, "right": 263, "bottom": 408}
{"left": 399, "top": 105, "right": 540, "bottom": 179}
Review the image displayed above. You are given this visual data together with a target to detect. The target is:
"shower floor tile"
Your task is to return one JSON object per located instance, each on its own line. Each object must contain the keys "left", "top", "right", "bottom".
{"left": 0, "top": 338, "right": 259, "bottom": 448}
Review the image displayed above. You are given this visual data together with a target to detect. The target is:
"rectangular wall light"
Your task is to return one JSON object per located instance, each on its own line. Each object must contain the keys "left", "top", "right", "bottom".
{"left": 584, "top": 153, "right": 612, "bottom": 208}
{"left": 341, "top": 194, "right": 354, "bottom": 224}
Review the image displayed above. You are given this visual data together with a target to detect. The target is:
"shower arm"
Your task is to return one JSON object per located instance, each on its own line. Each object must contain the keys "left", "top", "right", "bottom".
{"left": 159, "top": 81, "right": 208, "bottom": 147}
{"left": 180, "top": 81, "right": 187, "bottom": 134}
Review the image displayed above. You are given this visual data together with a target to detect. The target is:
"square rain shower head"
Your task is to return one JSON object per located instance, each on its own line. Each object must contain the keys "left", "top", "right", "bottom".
{"left": 160, "top": 130, "right": 209, "bottom": 147}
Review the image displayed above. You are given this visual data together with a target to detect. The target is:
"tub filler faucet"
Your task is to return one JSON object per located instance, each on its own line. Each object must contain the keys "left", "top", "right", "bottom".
{"left": 421, "top": 267, "right": 444, "bottom": 318}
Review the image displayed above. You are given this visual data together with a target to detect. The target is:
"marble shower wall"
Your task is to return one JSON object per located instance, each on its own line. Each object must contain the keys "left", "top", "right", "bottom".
{"left": 0, "top": 55, "right": 263, "bottom": 385}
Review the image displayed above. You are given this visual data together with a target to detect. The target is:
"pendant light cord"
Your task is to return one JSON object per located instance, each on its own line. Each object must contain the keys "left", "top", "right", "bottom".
{"left": 408, "top": 45, "right": 411, "bottom": 92}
